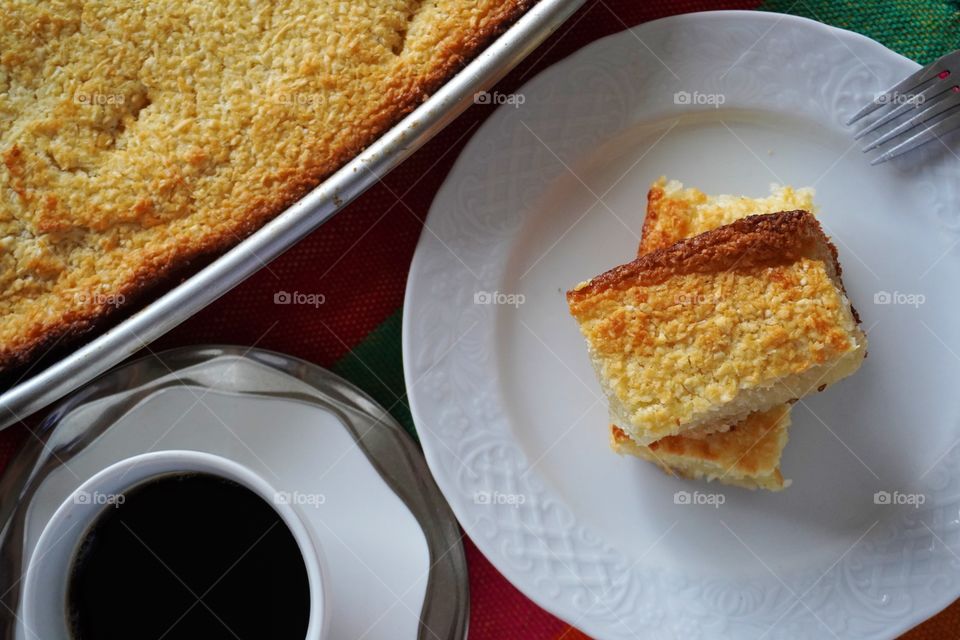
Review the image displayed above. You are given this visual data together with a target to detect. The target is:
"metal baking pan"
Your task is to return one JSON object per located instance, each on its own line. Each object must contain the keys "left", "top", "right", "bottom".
{"left": 0, "top": 0, "right": 585, "bottom": 430}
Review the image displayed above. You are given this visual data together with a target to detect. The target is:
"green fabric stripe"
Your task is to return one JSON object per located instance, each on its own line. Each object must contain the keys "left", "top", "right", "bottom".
{"left": 331, "top": 309, "right": 417, "bottom": 441}
{"left": 759, "top": 0, "right": 960, "bottom": 63}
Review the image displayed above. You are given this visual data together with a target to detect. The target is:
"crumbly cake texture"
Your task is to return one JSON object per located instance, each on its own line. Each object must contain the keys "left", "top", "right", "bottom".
{"left": 611, "top": 406, "right": 792, "bottom": 491}
{"left": 567, "top": 209, "right": 866, "bottom": 446}
{"left": 640, "top": 177, "right": 817, "bottom": 255}
{"left": 609, "top": 177, "right": 818, "bottom": 490}
{"left": 0, "top": 0, "right": 530, "bottom": 373}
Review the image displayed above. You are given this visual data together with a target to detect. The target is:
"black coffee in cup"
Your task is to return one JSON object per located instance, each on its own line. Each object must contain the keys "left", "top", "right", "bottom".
{"left": 67, "top": 473, "right": 310, "bottom": 640}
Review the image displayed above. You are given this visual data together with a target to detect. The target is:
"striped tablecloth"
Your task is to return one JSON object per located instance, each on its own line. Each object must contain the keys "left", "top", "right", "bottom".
{"left": 3, "top": 1, "right": 958, "bottom": 637}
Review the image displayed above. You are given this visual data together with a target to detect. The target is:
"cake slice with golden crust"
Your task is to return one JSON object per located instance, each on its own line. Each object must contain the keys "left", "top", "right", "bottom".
{"left": 608, "top": 178, "right": 818, "bottom": 490}
{"left": 640, "top": 177, "right": 817, "bottom": 255}
{"left": 567, "top": 209, "right": 866, "bottom": 446}
{"left": 611, "top": 406, "right": 792, "bottom": 491}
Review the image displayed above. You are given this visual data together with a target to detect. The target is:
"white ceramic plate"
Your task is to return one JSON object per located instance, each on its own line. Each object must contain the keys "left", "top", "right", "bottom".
{"left": 403, "top": 11, "right": 960, "bottom": 640}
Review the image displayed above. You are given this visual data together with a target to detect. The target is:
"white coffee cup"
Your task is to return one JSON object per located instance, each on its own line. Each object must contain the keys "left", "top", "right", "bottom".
{"left": 21, "top": 450, "right": 328, "bottom": 640}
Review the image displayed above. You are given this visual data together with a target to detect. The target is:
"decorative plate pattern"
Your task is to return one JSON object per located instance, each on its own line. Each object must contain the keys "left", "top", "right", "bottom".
{"left": 404, "top": 11, "right": 960, "bottom": 639}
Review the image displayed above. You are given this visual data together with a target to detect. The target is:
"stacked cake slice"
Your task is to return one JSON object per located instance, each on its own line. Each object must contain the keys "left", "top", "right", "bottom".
{"left": 566, "top": 178, "right": 867, "bottom": 490}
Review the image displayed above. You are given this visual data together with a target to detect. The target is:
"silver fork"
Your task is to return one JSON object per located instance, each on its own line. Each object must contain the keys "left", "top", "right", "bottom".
{"left": 848, "top": 49, "right": 960, "bottom": 165}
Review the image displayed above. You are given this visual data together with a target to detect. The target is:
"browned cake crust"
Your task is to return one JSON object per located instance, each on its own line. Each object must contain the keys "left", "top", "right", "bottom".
{"left": 640, "top": 179, "right": 689, "bottom": 255}
{"left": 0, "top": 0, "right": 533, "bottom": 375}
{"left": 639, "top": 177, "right": 817, "bottom": 256}
{"left": 568, "top": 208, "right": 866, "bottom": 444}
{"left": 608, "top": 178, "right": 809, "bottom": 488}
{"left": 568, "top": 210, "right": 841, "bottom": 306}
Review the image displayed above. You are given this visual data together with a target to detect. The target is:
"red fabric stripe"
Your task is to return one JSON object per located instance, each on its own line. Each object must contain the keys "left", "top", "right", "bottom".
{"left": 466, "top": 536, "right": 573, "bottom": 639}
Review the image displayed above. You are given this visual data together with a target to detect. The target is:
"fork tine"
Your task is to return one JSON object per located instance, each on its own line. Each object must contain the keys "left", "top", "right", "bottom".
{"left": 847, "top": 69, "right": 941, "bottom": 125}
{"left": 853, "top": 82, "right": 953, "bottom": 140}
{"left": 847, "top": 50, "right": 960, "bottom": 125}
{"left": 862, "top": 87, "right": 960, "bottom": 151}
{"left": 870, "top": 109, "right": 960, "bottom": 165}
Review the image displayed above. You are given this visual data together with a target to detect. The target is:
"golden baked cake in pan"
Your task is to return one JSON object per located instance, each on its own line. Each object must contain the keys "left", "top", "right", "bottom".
{"left": 0, "top": 0, "right": 531, "bottom": 374}
{"left": 608, "top": 178, "right": 818, "bottom": 490}
{"left": 567, "top": 209, "right": 867, "bottom": 447}
{"left": 610, "top": 406, "right": 792, "bottom": 491}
